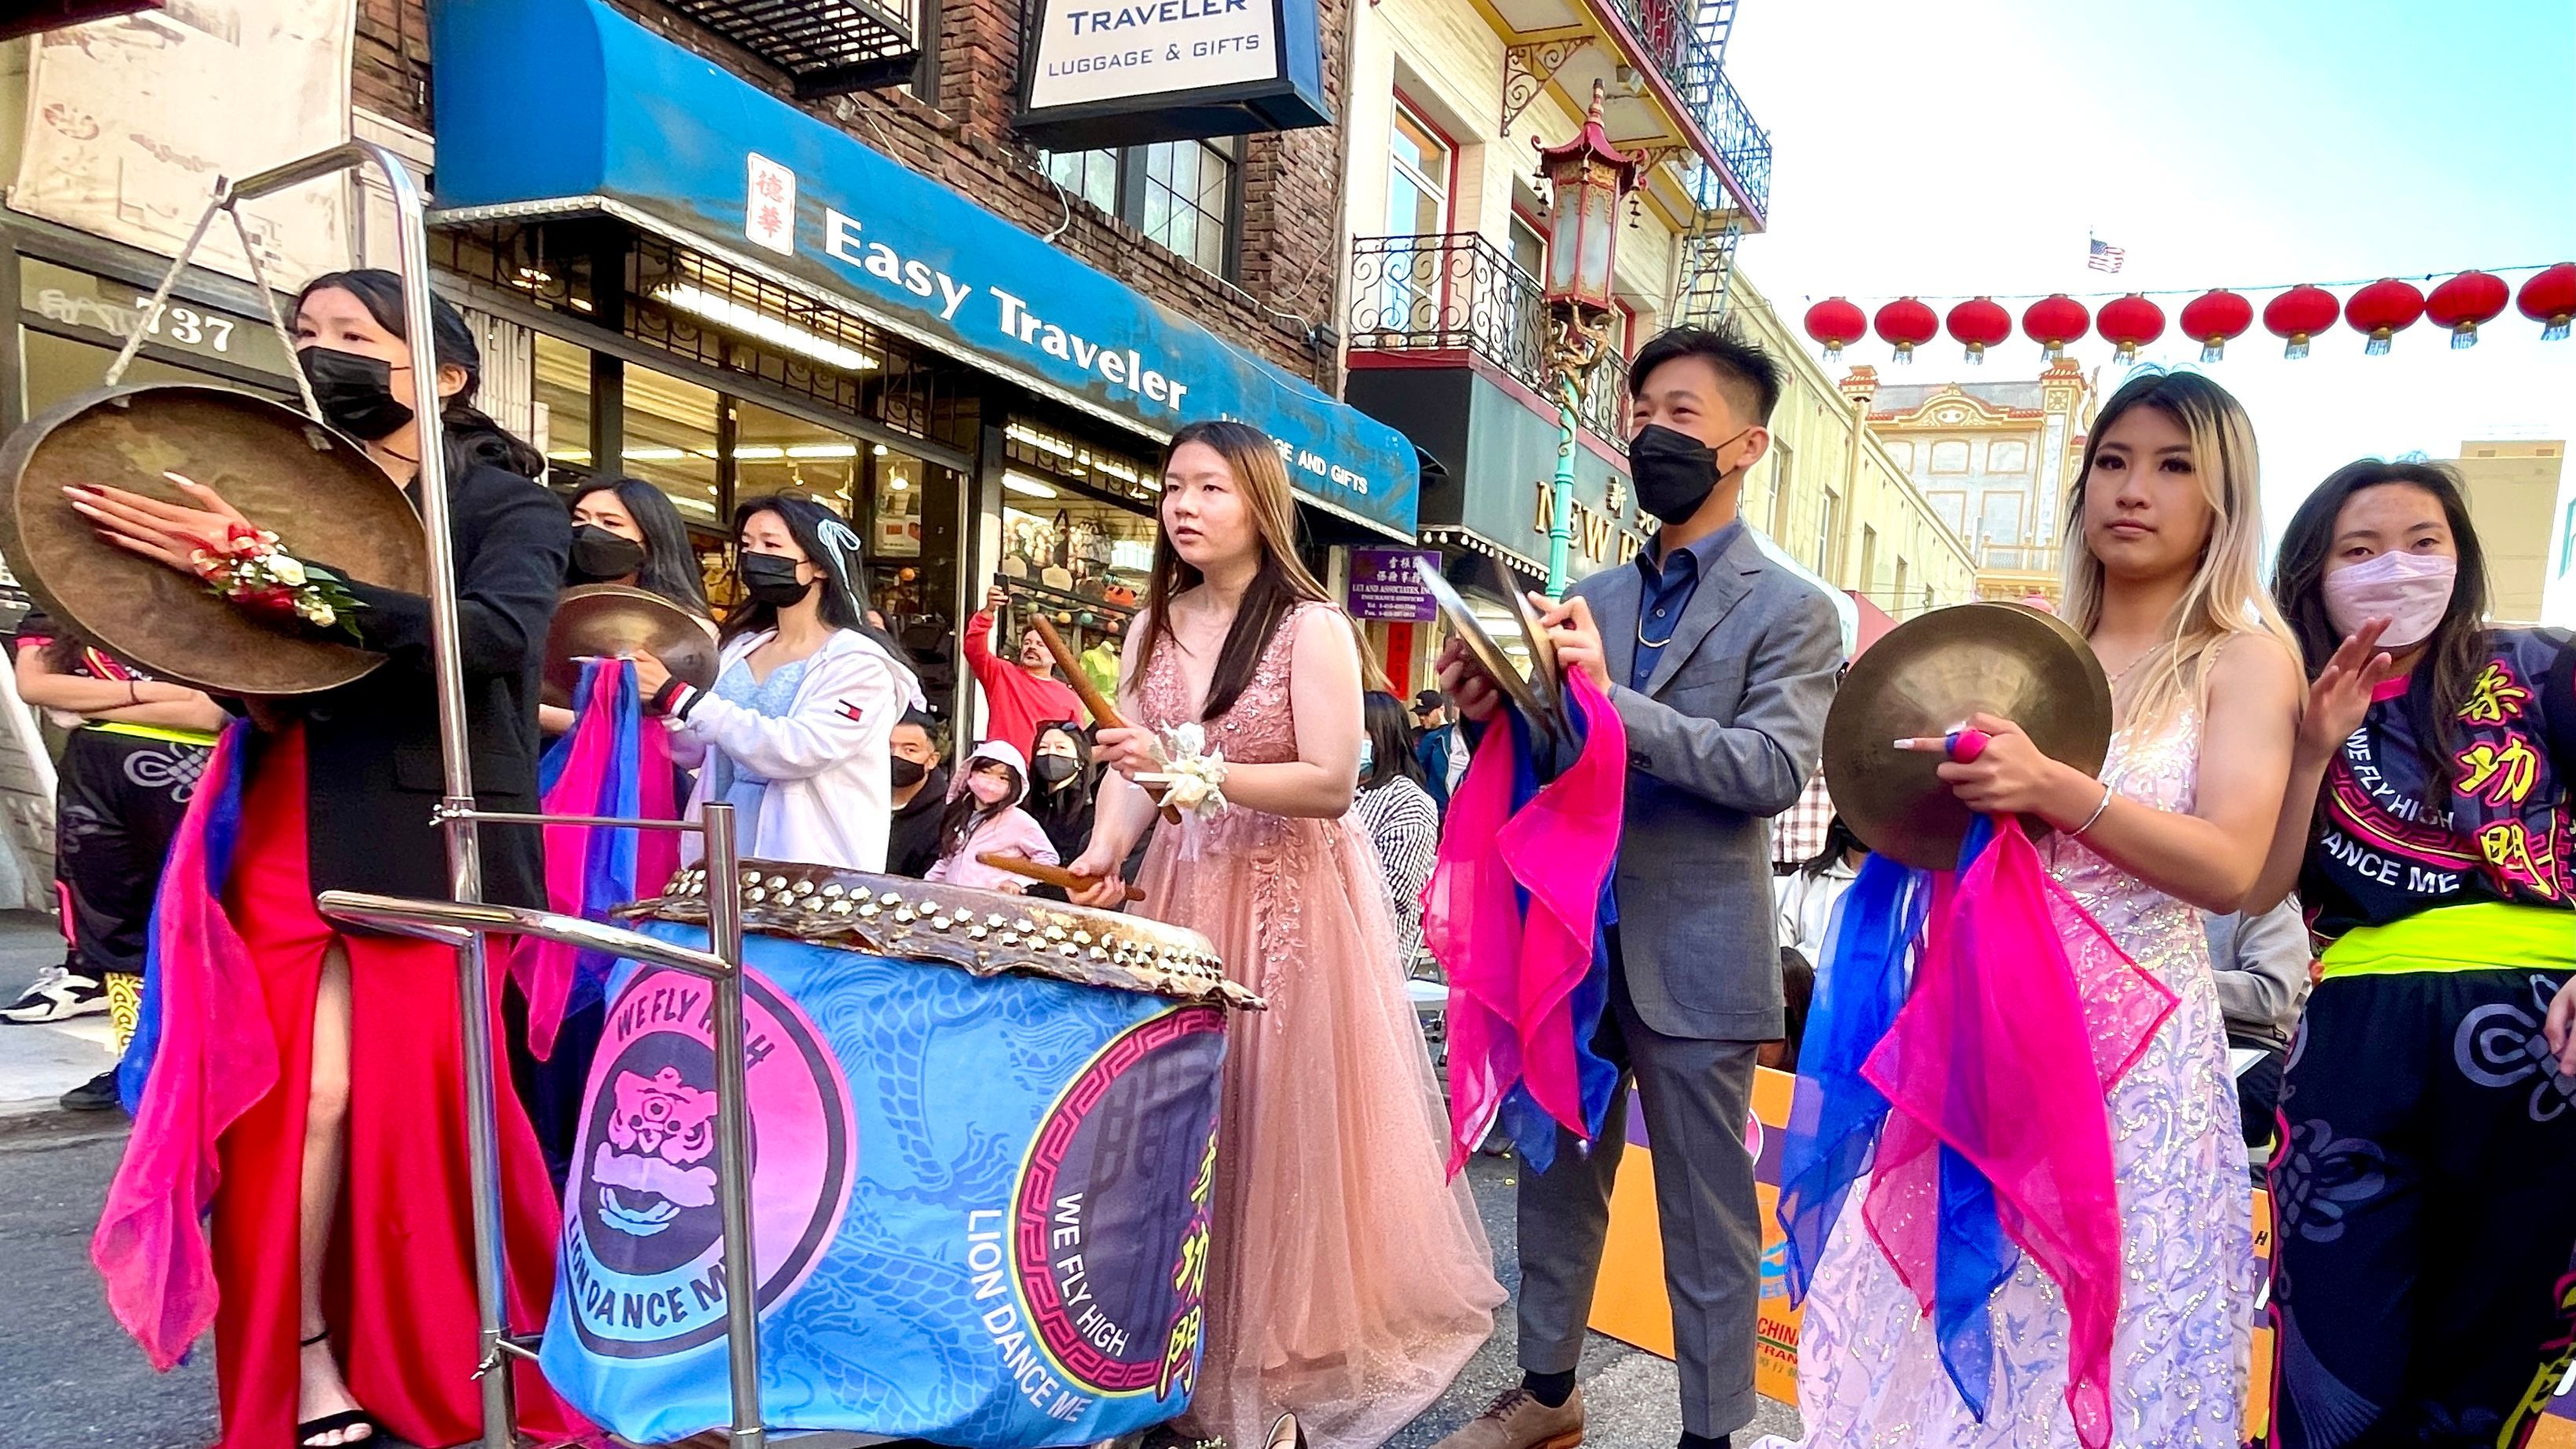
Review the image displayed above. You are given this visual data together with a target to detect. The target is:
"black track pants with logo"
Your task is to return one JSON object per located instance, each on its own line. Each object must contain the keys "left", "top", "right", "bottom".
{"left": 55, "top": 727, "right": 207, "bottom": 978}
{"left": 2267, "top": 967, "right": 2576, "bottom": 1449}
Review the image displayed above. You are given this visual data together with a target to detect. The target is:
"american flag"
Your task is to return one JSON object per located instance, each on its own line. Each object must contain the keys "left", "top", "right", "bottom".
{"left": 2088, "top": 236, "right": 2127, "bottom": 273}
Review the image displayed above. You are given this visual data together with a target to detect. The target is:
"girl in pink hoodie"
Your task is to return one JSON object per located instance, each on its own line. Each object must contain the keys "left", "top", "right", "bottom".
{"left": 923, "top": 740, "right": 1060, "bottom": 892}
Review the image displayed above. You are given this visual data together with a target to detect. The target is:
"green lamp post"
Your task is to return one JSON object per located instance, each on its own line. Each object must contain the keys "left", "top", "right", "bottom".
{"left": 1535, "top": 82, "right": 1639, "bottom": 599}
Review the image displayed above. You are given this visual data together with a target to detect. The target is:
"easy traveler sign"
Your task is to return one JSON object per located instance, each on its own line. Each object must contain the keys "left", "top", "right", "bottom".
{"left": 1016, "top": 0, "right": 1330, "bottom": 148}
{"left": 426, "top": 0, "right": 1412, "bottom": 538}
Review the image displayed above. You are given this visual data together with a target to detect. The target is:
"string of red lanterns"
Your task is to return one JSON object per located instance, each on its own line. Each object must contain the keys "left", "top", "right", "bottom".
{"left": 1802, "top": 264, "right": 2576, "bottom": 363}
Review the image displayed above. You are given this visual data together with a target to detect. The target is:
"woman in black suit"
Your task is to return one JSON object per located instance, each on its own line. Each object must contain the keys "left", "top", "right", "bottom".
{"left": 71, "top": 270, "right": 583, "bottom": 1449}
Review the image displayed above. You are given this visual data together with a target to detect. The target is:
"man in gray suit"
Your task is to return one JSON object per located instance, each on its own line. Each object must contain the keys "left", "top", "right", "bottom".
{"left": 1435, "top": 326, "right": 1842, "bottom": 1449}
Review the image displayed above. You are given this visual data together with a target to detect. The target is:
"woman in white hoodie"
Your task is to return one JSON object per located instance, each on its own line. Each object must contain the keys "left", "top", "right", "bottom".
{"left": 634, "top": 495, "right": 923, "bottom": 871}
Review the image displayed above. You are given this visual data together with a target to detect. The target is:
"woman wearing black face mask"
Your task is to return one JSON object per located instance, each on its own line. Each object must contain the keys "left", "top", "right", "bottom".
{"left": 68, "top": 270, "right": 579, "bottom": 1449}
{"left": 1023, "top": 720, "right": 1097, "bottom": 864}
{"left": 538, "top": 476, "right": 718, "bottom": 738}
{"left": 630, "top": 495, "right": 923, "bottom": 871}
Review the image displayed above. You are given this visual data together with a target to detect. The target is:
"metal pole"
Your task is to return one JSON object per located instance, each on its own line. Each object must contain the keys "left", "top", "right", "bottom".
{"left": 1545, "top": 373, "right": 1580, "bottom": 600}
{"left": 228, "top": 141, "right": 516, "bottom": 1448}
{"left": 701, "top": 802, "right": 765, "bottom": 1449}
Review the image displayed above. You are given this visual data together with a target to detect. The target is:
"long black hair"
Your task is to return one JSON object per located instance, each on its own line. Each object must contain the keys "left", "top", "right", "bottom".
{"left": 294, "top": 268, "right": 547, "bottom": 480}
{"left": 939, "top": 754, "right": 1025, "bottom": 858}
{"left": 1135, "top": 420, "right": 1334, "bottom": 723}
{"left": 2272, "top": 459, "right": 2490, "bottom": 813}
{"left": 719, "top": 494, "right": 900, "bottom": 659}
{"left": 1029, "top": 720, "right": 1095, "bottom": 803}
{"left": 1802, "top": 814, "right": 1865, "bottom": 878}
{"left": 572, "top": 474, "right": 712, "bottom": 615}
{"left": 1361, "top": 689, "right": 1424, "bottom": 790}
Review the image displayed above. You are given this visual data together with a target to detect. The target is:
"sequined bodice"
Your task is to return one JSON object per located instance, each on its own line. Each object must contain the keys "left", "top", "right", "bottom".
{"left": 2048, "top": 703, "right": 2207, "bottom": 985}
{"left": 1133, "top": 602, "right": 1315, "bottom": 765}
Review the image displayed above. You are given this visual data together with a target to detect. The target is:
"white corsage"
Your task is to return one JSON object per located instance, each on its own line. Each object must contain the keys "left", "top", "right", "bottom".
{"left": 1149, "top": 721, "right": 1230, "bottom": 818}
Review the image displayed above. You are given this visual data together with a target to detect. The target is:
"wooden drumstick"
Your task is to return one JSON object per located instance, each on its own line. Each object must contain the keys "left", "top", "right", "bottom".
{"left": 1028, "top": 613, "right": 1182, "bottom": 825}
{"left": 977, "top": 852, "right": 1144, "bottom": 903}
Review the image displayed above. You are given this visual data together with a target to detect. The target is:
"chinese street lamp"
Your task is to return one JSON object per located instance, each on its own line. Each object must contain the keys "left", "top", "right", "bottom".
{"left": 1535, "top": 82, "right": 1639, "bottom": 598}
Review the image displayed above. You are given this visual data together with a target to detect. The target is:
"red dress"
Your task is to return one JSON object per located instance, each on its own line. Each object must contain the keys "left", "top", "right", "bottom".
{"left": 207, "top": 728, "right": 584, "bottom": 1448}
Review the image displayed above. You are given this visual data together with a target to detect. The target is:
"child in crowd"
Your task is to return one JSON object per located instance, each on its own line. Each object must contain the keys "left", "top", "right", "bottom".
{"left": 923, "top": 740, "right": 1058, "bottom": 892}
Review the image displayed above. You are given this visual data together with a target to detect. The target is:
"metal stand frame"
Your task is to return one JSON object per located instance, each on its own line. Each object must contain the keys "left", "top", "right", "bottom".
{"left": 124, "top": 145, "right": 769, "bottom": 1449}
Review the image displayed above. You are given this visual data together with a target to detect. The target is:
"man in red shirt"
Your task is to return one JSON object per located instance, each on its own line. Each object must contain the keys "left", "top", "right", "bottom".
{"left": 963, "top": 586, "right": 1086, "bottom": 757}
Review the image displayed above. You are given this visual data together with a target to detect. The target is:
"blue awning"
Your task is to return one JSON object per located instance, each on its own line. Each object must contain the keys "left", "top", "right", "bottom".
{"left": 425, "top": 0, "right": 1419, "bottom": 539}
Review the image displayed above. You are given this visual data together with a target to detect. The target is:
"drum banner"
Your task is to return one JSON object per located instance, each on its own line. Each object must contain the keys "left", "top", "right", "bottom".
{"left": 540, "top": 925, "right": 1227, "bottom": 1446}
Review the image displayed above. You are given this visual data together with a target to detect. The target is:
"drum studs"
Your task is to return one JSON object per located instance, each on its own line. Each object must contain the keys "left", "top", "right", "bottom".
{"left": 745, "top": 888, "right": 767, "bottom": 903}
{"left": 968, "top": 925, "right": 988, "bottom": 940}
{"left": 1089, "top": 946, "right": 1108, "bottom": 961}
{"left": 930, "top": 914, "right": 952, "bottom": 932}
{"left": 1058, "top": 943, "right": 1078, "bottom": 958}
{"left": 802, "top": 896, "right": 824, "bottom": 912}
{"left": 792, "top": 879, "right": 814, "bottom": 896}
{"left": 1044, "top": 925, "right": 1067, "bottom": 942}
{"left": 880, "top": 891, "right": 903, "bottom": 906}
{"left": 893, "top": 907, "right": 915, "bottom": 924}
{"left": 1072, "top": 930, "right": 1093, "bottom": 947}
{"left": 998, "top": 931, "right": 1019, "bottom": 946}
{"left": 915, "top": 898, "right": 939, "bottom": 914}
{"left": 831, "top": 900, "right": 854, "bottom": 914}
{"left": 1015, "top": 918, "right": 1036, "bottom": 933}
{"left": 986, "top": 913, "right": 1006, "bottom": 928}
{"left": 822, "top": 883, "right": 846, "bottom": 898}
{"left": 765, "top": 875, "right": 788, "bottom": 890}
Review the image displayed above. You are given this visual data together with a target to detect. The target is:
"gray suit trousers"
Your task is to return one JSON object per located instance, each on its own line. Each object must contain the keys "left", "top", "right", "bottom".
{"left": 1515, "top": 960, "right": 1761, "bottom": 1437}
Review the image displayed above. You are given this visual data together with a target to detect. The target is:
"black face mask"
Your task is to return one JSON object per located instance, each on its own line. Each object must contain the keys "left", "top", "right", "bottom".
{"left": 1629, "top": 424, "right": 1751, "bottom": 526}
{"left": 567, "top": 525, "right": 647, "bottom": 583}
{"left": 1031, "top": 754, "right": 1081, "bottom": 788}
{"left": 299, "top": 345, "right": 415, "bottom": 441}
{"left": 889, "top": 757, "right": 929, "bottom": 789}
{"left": 738, "top": 552, "right": 813, "bottom": 607}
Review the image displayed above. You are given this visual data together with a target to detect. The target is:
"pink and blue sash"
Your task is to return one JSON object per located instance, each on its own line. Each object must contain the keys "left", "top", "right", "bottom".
{"left": 93, "top": 720, "right": 263, "bottom": 1370}
{"left": 1778, "top": 816, "right": 2174, "bottom": 1447}
{"left": 1423, "top": 673, "right": 1626, "bottom": 1173}
{"left": 521, "top": 659, "right": 679, "bottom": 1060}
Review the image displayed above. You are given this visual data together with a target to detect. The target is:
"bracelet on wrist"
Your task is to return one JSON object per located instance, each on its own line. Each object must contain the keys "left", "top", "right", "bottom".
{"left": 189, "top": 524, "right": 365, "bottom": 641}
{"left": 2068, "top": 781, "right": 2116, "bottom": 839}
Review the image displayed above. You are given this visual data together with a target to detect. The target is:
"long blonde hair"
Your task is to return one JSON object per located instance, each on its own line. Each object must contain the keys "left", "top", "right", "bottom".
{"left": 2058, "top": 370, "right": 2299, "bottom": 725}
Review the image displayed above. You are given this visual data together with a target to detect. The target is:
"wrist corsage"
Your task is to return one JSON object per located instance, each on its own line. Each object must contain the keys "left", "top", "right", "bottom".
{"left": 1140, "top": 721, "right": 1230, "bottom": 819}
{"left": 190, "top": 524, "right": 365, "bottom": 641}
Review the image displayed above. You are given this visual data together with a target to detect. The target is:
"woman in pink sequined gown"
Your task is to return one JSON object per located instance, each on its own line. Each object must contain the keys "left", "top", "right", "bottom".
{"left": 1767, "top": 373, "right": 2304, "bottom": 1447}
{"left": 1069, "top": 421, "right": 1503, "bottom": 1449}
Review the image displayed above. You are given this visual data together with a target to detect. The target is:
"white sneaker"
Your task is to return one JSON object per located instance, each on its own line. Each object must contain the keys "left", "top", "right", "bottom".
{"left": 0, "top": 965, "right": 108, "bottom": 1024}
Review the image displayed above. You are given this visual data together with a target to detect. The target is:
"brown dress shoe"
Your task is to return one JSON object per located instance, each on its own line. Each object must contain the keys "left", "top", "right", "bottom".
{"left": 1428, "top": 1385, "right": 1586, "bottom": 1449}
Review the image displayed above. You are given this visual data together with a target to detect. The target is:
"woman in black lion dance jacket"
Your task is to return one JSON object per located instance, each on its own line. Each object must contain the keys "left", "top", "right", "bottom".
{"left": 78, "top": 270, "right": 585, "bottom": 1449}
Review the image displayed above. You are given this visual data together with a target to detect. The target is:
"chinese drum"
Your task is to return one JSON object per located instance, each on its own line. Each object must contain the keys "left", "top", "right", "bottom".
{"left": 538, "top": 862, "right": 1260, "bottom": 1447}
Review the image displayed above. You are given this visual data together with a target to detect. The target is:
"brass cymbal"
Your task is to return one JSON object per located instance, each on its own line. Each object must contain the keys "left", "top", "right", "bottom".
{"left": 543, "top": 584, "right": 720, "bottom": 708}
{"left": 1820, "top": 600, "right": 2112, "bottom": 870}
{"left": 0, "top": 384, "right": 428, "bottom": 695}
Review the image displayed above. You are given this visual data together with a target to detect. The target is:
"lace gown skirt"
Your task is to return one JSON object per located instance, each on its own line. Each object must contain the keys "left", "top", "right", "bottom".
{"left": 1774, "top": 717, "right": 2257, "bottom": 1447}
{"left": 1128, "top": 604, "right": 1503, "bottom": 1449}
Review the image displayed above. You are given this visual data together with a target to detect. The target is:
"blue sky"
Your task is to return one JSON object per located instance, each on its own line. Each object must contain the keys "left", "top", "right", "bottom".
{"left": 1723, "top": 0, "right": 2576, "bottom": 542}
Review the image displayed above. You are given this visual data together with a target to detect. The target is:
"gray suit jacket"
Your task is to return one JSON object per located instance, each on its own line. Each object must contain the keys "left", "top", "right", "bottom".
{"left": 1573, "top": 526, "right": 1843, "bottom": 1041}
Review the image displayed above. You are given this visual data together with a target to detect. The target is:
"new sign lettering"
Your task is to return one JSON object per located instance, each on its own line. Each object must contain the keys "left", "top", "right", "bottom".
{"left": 427, "top": 0, "right": 1415, "bottom": 538}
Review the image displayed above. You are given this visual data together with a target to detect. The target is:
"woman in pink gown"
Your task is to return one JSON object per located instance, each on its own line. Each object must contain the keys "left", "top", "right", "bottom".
{"left": 1069, "top": 420, "right": 1503, "bottom": 1449}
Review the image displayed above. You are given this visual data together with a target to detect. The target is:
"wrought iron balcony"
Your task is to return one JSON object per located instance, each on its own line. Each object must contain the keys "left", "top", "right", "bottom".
{"left": 664, "top": 0, "right": 921, "bottom": 97}
{"left": 1602, "top": 0, "right": 1771, "bottom": 223}
{"left": 1347, "top": 233, "right": 1629, "bottom": 445}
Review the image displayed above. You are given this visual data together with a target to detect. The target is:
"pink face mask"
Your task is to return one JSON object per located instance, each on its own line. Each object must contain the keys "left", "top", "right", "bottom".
{"left": 2322, "top": 549, "right": 2457, "bottom": 650}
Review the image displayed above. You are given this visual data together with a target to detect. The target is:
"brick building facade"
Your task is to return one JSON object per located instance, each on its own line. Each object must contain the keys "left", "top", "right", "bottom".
{"left": 354, "top": 0, "right": 1353, "bottom": 386}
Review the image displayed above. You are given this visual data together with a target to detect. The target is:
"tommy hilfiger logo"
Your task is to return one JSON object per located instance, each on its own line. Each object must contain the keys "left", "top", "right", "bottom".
{"left": 834, "top": 699, "right": 867, "bottom": 724}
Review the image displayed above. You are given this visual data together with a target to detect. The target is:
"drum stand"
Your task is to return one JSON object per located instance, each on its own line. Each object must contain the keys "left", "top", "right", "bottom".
{"left": 122, "top": 146, "right": 772, "bottom": 1449}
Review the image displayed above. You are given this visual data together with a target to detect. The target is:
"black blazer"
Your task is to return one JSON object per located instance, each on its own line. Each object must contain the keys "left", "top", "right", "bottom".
{"left": 252, "top": 461, "right": 568, "bottom": 907}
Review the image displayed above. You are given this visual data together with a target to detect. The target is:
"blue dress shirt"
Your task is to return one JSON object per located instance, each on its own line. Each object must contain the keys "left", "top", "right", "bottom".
{"left": 1628, "top": 520, "right": 1742, "bottom": 692}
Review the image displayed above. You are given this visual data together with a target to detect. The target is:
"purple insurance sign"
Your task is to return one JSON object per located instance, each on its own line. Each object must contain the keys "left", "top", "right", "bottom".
{"left": 1346, "top": 548, "right": 1440, "bottom": 622}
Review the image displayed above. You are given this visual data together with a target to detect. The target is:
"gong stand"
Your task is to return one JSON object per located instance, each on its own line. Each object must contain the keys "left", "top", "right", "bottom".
{"left": 121, "top": 146, "right": 769, "bottom": 1449}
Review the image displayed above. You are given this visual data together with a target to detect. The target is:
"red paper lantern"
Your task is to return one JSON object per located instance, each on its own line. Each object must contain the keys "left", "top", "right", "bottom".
{"left": 2264, "top": 284, "right": 2340, "bottom": 360}
{"left": 1873, "top": 297, "right": 1938, "bottom": 363}
{"left": 2021, "top": 294, "right": 2090, "bottom": 363}
{"left": 2519, "top": 263, "right": 2576, "bottom": 341}
{"left": 2425, "top": 270, "right": 2510, "bottom": 349}
{"left": 2345, "top": 277, "right": 2425, "bottom": 356}
{"left": 2096, "top": 294, "right": 2165, "bottom": 361}
{"left": 1944, "top": 297, "right": 2012, "bottom": 365}
{"left": 1804, "top": 297, "right": 1867, "bottom": 359}
{"left": 2177, "top": 289, "right": 2253, "bottom": 362}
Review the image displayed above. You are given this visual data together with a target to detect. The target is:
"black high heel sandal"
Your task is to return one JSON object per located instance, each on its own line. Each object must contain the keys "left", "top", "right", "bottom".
{"left": 296, "top": 1329, "right": 379, "bottom": 1447}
